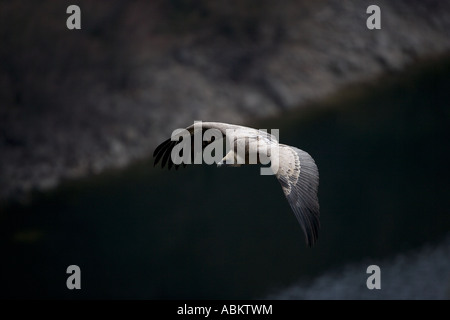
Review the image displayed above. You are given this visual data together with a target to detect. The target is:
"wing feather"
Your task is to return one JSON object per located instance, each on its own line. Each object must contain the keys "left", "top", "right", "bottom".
{"left": 276, "top": 145, "right": 320, "bottom": 247}
{"left": 153, "top": 124, "right": 227, "bottom": 170}
{"left": 153, "top": 138, "right": 172, "bottom": 166}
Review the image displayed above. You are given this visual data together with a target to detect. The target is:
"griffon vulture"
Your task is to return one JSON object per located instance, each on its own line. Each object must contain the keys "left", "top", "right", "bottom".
{"left": 153, "top": 122, "right": 320, "bottom": 247}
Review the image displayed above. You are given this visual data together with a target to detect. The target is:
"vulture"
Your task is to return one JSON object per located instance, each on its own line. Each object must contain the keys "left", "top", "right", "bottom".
{"left": 153, "top": 121, "right": 320, "bottom": 247}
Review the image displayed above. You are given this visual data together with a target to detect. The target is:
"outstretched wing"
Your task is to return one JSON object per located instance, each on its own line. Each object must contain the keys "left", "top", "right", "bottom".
{"left": 276, "top": 145, "right": 320, "bottom": 247}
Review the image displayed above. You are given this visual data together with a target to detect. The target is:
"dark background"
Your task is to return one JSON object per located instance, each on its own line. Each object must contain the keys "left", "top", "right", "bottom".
{"left": 1, "top": 0, "right": 449, "bottom": 299}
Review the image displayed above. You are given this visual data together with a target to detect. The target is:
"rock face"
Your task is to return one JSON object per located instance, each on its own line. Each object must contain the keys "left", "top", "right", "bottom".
{"left": 1, "top": 0, "right": 450, "bottom": 201}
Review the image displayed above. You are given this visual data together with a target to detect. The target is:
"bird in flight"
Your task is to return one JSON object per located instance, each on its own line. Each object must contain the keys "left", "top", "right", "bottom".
{"left": 153, "top": 121, "right": 320, "bottom": 247}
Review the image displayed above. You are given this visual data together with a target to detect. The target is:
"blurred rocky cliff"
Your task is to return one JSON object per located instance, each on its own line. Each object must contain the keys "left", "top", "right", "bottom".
{"left": 1, "top": 0, "right": 450, "bottom": 201}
